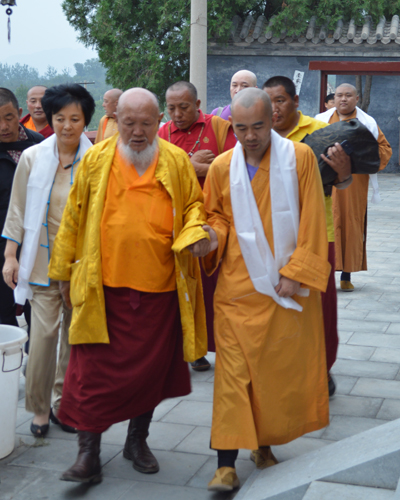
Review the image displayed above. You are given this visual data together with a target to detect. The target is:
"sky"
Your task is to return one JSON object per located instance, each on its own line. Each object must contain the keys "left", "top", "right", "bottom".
{"left": 0, "top": 0, "right": 98, "bottom": 74}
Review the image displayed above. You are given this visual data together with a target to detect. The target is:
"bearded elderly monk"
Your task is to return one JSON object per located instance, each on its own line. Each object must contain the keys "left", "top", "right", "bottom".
{"left": 263, "top": 76, "right": 353, "bottom": 396}
{"left": 202, "top": 88, "right": 331, "bottom": 492}
{"left": 20, "top": 85, "right": 53, "bottom": 138}
{"left": 94, "top": 88, "right": 123, "bottom": 144}
{"left": 159, "top": 81, "right": 237, "bottom": 371}
{"left": 316, "top": 83, "right": 392, "bottom": 291}
{"left": 48, "top": 88, "right": 210, "bottom": 484}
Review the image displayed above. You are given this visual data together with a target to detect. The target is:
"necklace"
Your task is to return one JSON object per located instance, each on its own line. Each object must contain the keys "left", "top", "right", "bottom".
{"left": 168, "top": 122, "right": 205, "bottom": 157}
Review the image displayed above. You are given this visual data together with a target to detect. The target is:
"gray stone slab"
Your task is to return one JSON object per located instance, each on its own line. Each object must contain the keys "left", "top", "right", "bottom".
{"left": 348, "top": 333, "right": 400, "bottom": 349}
{"left": 346, "top": 299, "right": 399, "bottom": 313}
{"left": 102, "top": 449, "right": 208, "bottom": 486}
{"left": 386, "top": 323, "right": 400, "bottom": 335}
{"left": 187, "top": 456, "right": 255, "bottom": 490}
{"left": 152, "top": 397, "right": 182, "bottom": 421}
{"left": 302, "top": 481, "right": 394, "bottom": 500}
{"left": 338, "top": 319, "right": 389, "bottom": 333}
{"left": 366, "top": 312, "right": 400, "bottom": 323}
{"left": 117, "top": 481, "right": 213, "bottom": 500}
{"left": 15, "top": 405, "right": 33, "bottom": 429}
{"left": 183, "top": 382, "right": 214, "bottom": 402}
{"left": 337, "top": 344, "right": 375, "bottom": 361}
{"left": 235, "top": 419, "right": 400, "bottom": 500}
{"left": 371, "top": 348, "right": 400, "bottom": 364}
{"left": 16, "top": 418, "right": 79, "bottom": 441}
{"left": 328, "top": 395, "right": 383, "bottom": 419}
{"left": 338, "top": 308, "right": 369, "bottom": 320}
{"left": 331, "top": 359, "right": 400, "bottom": 380}
{"left": 161, "top": 400, "right": 213, "bottom": 427}
{"left": 338, "top": 331, "right": 355, "bottom": 344}
{"left": 377, "top": 399, "right": 400, "bottom": 420}
{"left": 9, "top": 438, "right": 121, "bottom": 472}
{"left": 1, "top": 468, "right": 136, "bottom": 500}
{"left": 174, "top": 425, "right": 213, "bottom": 456}
{"left": 272, "top": 438, "right": 333, "bottom": 463}
{"left": 351, "top": 378, "right": 400, "bottom": 399}
{"left": 333, "top": 375, "right": 359, "bottom": 395}
{"left": 322, "top": 416, "right": 387, "bottom": 441}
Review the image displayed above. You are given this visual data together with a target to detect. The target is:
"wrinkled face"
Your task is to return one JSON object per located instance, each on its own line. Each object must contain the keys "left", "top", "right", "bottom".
{"left": 230, "top": 71, "right": 256, "bottom": 100}
{"left": 166, "top": 89, "right": 200, "bottom": 130}
{"left": 0, "top": 102, "right": 22, "bottom": 143}
{"left": 102, "top": 92, "right": 119, "bottom": 117}
{"left": 26, "top": 87, "right": 46, "bottom": 122}
{"left": 117, "top": 99, "right": 162, "bottom": 152}
{"left": 263, "top": 85, "right": 298, "bottom": 132}
{"left": 325, "top": 98, "right": 335, "bottom": 110}
{"left": 231, "top": 100, "right": 273, "bottom": 157}
{"left": 334, "top": 86, "right": 358, "bottom": 116}
{"left": 52, "top": 102, "right": 85, "bottom": 148}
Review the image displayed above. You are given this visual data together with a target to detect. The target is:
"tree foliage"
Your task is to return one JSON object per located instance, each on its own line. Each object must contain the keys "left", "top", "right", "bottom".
{"left": 62, "top": 0, "right": 400, "bottom": 104}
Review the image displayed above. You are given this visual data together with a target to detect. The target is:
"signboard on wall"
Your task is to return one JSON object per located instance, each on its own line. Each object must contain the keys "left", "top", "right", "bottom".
{"left": 293, "top": 71, "right": 304, "bottom": 95}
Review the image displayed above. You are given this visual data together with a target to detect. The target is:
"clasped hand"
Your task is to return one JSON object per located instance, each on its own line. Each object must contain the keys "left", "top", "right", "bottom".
{"left": 275, "top": 276, "right": 301, "bottom": 298}
{"left": 187, "top": 225, "right": 218, "bottom": 258}
{"left": 320, "top": 142, "right": 351, "bottom": 183}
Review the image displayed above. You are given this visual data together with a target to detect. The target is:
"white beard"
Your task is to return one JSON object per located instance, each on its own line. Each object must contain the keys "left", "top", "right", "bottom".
{"left": 118, "top": 138, "right": 158, "bottom": 171}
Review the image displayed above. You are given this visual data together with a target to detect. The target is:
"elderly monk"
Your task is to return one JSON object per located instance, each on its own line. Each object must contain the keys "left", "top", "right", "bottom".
{"left": 263, "top": 76, "right": 352, "bottom": 396}
{"left": 48, "top": 88, "right": 210, "bottom": 484}
{"left": 94, "top": 88, "right": 123, "bottom": 143}
{"left": 0, "top": 88, "right": 43, "bottom": 347}
{"left": 159, "top": 81, "right": 237, "bottom": 371}
{"left": 20, "top": 85, "right": 53, "bottom": 138}
{"left": 316, "top": 83, "right": 392, "bottom": 291}
{"left": 211, "top": 69, "right": 258, "bottom": 120}
{"left": 202, "top": 88, "right": 331, "bottom": 492}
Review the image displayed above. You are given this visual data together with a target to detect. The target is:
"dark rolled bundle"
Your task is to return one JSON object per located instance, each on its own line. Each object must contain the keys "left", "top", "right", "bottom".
{"left": 301, "top": 119, "right": 380, "bottom": 185}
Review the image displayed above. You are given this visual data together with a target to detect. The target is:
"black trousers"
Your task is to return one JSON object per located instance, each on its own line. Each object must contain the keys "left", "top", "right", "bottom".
{"left": 0, "top": 245, "right": 31, "bottom": 352}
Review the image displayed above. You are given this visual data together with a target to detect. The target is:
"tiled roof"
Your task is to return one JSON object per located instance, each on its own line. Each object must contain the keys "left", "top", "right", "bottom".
{"left": 230, "top": 15, "right": 400, "bottom": 46}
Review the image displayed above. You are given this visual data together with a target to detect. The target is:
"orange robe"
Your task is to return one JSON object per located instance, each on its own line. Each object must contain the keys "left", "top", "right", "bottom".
{"left": 329, "top": 110, "right": 392, "bottom": 272}
{"left": 203, "top": 142, "right": 331, "bottom": 450}
{"left": 95, "top": 116, "right": 119, "bottom": 144}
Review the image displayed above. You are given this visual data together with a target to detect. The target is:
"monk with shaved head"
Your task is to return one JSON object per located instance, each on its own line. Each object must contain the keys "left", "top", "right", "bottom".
{"left": 95, "top": 88, "right": 123, "bottom": 143}
{"left": 202, "top": 87, "right": 331, "bottom": 491}
{"left": 316, "top": 83, "right": 392, "bottom": 291}
{"left": 212, "top": 69, "right": 258, "bottom": 120}
{"left": 20, "top": 85, "right": 53, "bottom": 138}
{"left": 49, "top": 87, "right": 210, "bottom": 483}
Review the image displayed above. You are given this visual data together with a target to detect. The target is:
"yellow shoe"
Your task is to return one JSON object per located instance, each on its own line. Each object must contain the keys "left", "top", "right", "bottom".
{"left": 340, "top": 280, "right": 354, "bottom": 292}
{"left": 207, "top": 467, "right": 240, "bottom": 492}
{"left": 250, "top": 446, "right": 279, "bottom": 469}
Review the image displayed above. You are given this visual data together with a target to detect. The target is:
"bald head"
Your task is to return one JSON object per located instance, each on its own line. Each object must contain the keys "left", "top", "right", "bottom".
{"left": 231, "top": 88, "right": 272, "bottom": 118}
{"left": 26, "top": 85, "right": 48, "bottom": 127}
{"left": 117, "top": 88, "right": 159, "bottom": 115}
{"left": 103, "top": 88, "right": 123, "bottom": 117}
{"left": 230, "top": 70, "right": 257, "bottom": 100}
{"left": 334, "top": 83, "right": 359, "bottom": 117}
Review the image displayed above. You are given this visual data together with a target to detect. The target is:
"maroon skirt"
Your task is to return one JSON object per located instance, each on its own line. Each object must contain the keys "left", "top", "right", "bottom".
{"left": 321, "top": 242, "right": 339, "bottom": 372}
{"left": 200, "top": 264, "right": 218, "bottom": 353}
{"left": 58, "top": 287, "right": 191, "bottom": 433}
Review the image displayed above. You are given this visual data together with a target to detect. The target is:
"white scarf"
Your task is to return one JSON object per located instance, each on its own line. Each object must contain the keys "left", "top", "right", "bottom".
{"left": 14, "top": 133, "right": 92, "bottom": 305}
{"left": 230, "top": 130, "right": 309, "bottom": 312}
{"left": 315, "top": 106, "right": 381, "bottom": 203}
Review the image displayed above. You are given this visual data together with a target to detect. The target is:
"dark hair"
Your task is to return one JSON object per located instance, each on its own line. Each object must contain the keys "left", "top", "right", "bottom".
{"left": 41, "top": 84, "right": 95, "bottom": 127}
{"left": 0, "top": 88, "right": 19, "bottom": 110}
{"left": 325, "top": 93, "right": 335, "bottom": 103}
{"left": 166, "top": 81, "right": 198, "bottom": 101}
{"left": 262, "top": 76, "right": 296, "bottom": 99}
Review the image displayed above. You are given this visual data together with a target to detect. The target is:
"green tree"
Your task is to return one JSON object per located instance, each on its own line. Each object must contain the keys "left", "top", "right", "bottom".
{"left": 62, "top": 0, "right": 266, "bottom": 105}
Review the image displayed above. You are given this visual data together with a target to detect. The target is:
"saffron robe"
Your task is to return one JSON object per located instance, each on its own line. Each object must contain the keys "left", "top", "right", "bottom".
{"left": 20, "top": 114, "right": 53, "bottom": 138}
{"left": 203, "top": 142, "right": 331, "bottom": 450}
{"left": 95, "top": 115, "right": 119, "bottom": 144}
{"left": 329, "top": 110, "right": 392, "bottom": 272}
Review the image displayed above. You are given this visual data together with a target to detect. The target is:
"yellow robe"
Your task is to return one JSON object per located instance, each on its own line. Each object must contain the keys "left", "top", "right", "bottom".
{"left": 203, "top": 142, "right": 331, "bottom": 450}
{"left": 48, "top": 136, "right": 208, "bottom": 362}
{"left": 95, "top": 115, "right": 119, "bottom": 144}
{"left": 329, "top": 110, "right": 392, "bottom": 272}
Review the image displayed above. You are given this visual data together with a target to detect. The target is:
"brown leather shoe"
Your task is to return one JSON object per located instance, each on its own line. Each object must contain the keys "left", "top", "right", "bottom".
{"left": 123, "top": 416, "right": 159, "bottom": 474}
{"left": 60, "top": 431, "right": 102, "bottom": 483}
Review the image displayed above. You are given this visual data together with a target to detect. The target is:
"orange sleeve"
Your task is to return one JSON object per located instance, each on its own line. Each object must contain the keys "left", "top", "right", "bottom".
{"left": 377, "top": 127, "right": 392, "bottom": 171}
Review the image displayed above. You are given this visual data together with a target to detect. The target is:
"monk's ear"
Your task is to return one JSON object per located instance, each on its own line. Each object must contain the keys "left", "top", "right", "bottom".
{"left": 294, "top": 95, "right": 299, "bottom": 109}
{"left": 18, "top": 107, "right": 22, "bottom": 119}
{"left": 158, "top": 112, "right": 164, "bottom": 126}
{"left": 113, "top": 111, "right": 118, "bottom": 122}
{"left": 195, "top": 99, "right": 201, "bottom": 110}
{"left": 355, "top": 94, "right": 360, "bottom": 104}
{"left": 228, "top": 116, "right": 233, "bottom": 125}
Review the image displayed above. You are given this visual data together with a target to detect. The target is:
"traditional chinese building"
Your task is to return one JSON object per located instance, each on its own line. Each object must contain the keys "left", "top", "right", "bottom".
{"left": 207, "top": 15, "right": 400, "bottom": 171}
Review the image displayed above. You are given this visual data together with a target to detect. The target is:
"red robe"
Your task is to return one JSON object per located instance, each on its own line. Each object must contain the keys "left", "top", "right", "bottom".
{"left": 20, "top": 114, "right": 54, "bottom": 138}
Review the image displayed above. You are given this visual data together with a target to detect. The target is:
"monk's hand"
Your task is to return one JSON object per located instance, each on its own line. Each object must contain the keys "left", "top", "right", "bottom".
{"left": 2, "top": 257, "right": 19, "bottom": 290}
{"left": 59, "top": 280, "right": 72, "bottom": 310}
{"left": 187, "top": 225, "right": 218, "bottom": 257}
{"left": 202, "top": 225, "right": 218, "bottom": 252}
{"left": 190, "top": 150, "right": 215, "bottom": 177}
{"left": 320, "top": 142, "right": 351, "bottom": 183}
{"left": 275, "top": 276, "right": 301, "bottom": 298}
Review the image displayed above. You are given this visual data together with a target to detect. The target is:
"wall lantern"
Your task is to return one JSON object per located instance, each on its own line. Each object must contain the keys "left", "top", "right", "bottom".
{"left": 1, "top": 0, "right": 16, "bottom": 42}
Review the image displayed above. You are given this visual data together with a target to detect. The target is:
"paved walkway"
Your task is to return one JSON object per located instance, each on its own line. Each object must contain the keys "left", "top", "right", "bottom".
{"left": 1, "top": 174, "right": 400, "bottom": 500}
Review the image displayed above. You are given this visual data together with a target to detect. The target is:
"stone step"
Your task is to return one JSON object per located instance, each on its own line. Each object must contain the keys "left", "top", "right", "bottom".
{"left": 235, "top": 418, "right": 400, "bottom": 500}
{"left": 303, "top": 481, "right": 394, "bottom": 500}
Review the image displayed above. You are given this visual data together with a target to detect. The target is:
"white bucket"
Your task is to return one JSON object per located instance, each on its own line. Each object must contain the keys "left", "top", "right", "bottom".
{"left": 0, "top": 325, "right": 28, "bottom": 459}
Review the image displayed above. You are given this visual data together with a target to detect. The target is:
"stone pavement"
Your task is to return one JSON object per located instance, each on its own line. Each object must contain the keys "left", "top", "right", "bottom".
{"left": 1, "top": 174, "right": 400, "bottom": 500}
